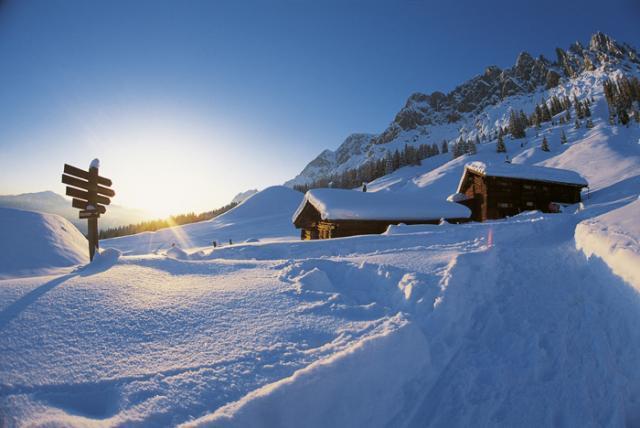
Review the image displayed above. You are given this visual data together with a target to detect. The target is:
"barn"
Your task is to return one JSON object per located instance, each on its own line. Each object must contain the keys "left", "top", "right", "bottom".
{"left": 451, "top": 161, "right": 588, "bottom": 221}
{"left": 292, "top": 188, "right": 471, "bottom": 240}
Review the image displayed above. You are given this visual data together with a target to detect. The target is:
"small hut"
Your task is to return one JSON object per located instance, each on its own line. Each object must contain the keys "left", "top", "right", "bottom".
{"left": 292, "top": 188, "right": 471, "bottom": 240}
{"left": 451, "top": 161, "right": 588, "bottom": 221}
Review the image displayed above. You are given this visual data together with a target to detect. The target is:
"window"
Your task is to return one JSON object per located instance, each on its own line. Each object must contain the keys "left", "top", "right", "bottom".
{"left": 497, "top": 202, "right": 512, "bottom": 208}
{"left": 525, "top": 201, "right": 535, "bottom": 207}
{"left": 523, "top": 184, "right": 535, "bottom": 190}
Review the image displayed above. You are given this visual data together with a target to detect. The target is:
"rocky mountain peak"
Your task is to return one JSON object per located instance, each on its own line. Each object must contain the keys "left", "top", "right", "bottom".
{"left": 589, "top": 31, "right": 623, "bottom": 57}
{"left": 287, "top": 32, "right": 639, "bottom": 188}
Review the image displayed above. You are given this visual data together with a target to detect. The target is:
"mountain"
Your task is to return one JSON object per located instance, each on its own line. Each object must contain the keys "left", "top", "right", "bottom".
{"left": 286, "top": 32, "right": 640, "bottom": 187}
{"left": 231, "top": 189, "right": 259, "bottom": 204}
{"left": 0, "top": 191, "right": 150, "bottom": 233}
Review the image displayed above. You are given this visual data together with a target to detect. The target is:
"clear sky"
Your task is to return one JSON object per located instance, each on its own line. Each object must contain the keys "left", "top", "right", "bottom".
{"left": 0, "top": 0, "right": 638, "bottom": 217}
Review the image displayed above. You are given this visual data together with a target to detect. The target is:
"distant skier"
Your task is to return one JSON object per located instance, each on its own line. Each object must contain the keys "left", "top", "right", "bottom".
{"left": 229, "top": 239, "right": 233, "bottom": 245}
{"left": 212, "top": 241, "right": 217, "bottom": 248}
{"left": 362, "top": 182, "right": 367, "bottom": 192}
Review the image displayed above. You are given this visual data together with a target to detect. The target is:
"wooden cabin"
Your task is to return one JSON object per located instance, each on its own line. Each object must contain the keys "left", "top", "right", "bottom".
{"left": 292, "top": 188, "right": 471, "bottom": 240}
{"left": 451, "top": 161, "right": 588, "bottom": 222}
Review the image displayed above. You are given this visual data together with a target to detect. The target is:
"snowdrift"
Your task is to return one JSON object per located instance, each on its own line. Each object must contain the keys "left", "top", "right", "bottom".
{"left": 576, "top": 198, "right": 640, "bottom": 290}
{"left": 103, "top": 186, "right": 303, "bottom": 255}
{"left": 0, "top": 207, "right": 88, "bottom": 278}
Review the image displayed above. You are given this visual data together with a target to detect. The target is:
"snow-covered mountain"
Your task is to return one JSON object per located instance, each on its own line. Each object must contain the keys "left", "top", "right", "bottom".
{"left": 0, "top": 191, "right": 150, "bottom": 233}
{"left": 286, "top": 32, "right": 639, "bottom": 187}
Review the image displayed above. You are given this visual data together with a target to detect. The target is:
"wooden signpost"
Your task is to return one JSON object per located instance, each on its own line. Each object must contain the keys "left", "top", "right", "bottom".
{"left": 61, "top": 159, "right": 115, "bottom": 261}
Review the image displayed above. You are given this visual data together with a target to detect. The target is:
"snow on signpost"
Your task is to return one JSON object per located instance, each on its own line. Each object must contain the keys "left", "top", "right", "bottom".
{"left": 61, "top": 159, "right": 115, "bottom": 261}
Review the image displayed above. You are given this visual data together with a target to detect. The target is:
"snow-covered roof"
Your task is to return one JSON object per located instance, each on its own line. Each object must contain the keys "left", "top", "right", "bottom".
{"left": 458, "top": 161, "right": 588, "bottom": 192}
{"left": 293, "top": 188, "right": 471, "bottom": 223}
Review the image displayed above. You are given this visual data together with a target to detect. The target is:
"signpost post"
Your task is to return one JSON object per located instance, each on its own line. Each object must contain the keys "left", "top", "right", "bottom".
{"left": 61, "top": 159, "right": 114, "bottom": 261}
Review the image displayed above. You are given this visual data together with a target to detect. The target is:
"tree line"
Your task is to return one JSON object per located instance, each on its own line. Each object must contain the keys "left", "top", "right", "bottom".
{"left": 604, "top": 75, "right": 640, "bottom": 125}
{"left": 293, "top": 142, "right": 447, "bottom": 192}
{"left": 98, "top": 202, "right": 238, "bottom": 239}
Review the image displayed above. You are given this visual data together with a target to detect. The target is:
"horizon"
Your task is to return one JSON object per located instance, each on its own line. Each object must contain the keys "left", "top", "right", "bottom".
{"left": 0, "top": 0, "right": 638, "bottom": 217}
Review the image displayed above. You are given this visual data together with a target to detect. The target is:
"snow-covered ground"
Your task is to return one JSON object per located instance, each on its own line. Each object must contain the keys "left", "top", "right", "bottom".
{"left": 1, "top": 69, "right": 640, "bottom": 426}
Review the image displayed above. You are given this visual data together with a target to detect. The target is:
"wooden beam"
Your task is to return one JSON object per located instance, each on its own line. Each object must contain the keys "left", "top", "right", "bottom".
{"left": 79, "top": 210, "right": 100, "bottom": 219}
{"left": 64, "top": 164, "right": 112, "bottom": 187}
{"left": 61, "top": 174, "right": 115, "bottom": 197}
{"left": 72, "top": 198, "right": 107, "bottom": 213}
{"left": 66, "top": 186, "right": 111, "bottom": 205}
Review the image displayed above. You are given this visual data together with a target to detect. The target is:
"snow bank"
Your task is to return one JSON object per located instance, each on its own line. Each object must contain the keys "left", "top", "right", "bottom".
{"left": 184, "top": 316, "right": 429, "bottom": 428}
{"left": 0, "top": 207, "right": 88, "bottom": 278}
{"left": 576, "top": 198, "right": 640, "bottom": 290}
{"left": 294, "top": 188, "right": 470, "bottom": 222}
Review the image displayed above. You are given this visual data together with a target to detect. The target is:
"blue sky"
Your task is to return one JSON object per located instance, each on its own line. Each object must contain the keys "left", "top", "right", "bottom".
{"left": 0, "top": 0, "right": 638, "bottom": 215}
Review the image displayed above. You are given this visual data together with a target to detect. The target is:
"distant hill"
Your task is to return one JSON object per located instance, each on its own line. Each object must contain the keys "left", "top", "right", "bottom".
{"left": 231, "top": 189, "right": 258, "bottom": 204}
{"left": 0, "top": 191, "right": 150, "bottom": 233}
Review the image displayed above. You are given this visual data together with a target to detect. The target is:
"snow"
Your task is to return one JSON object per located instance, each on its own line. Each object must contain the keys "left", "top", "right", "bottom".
{"left": 294, "top": 188, "right": 471, "bottom": 222}
{"left": 576, "top": 197, "right": 640, "bottom": 290}
{"left": 0, "top": 207, "right": 88, "bottom": 279}
{"left": 462, "top": 161, "right": 589, "bottom": 188}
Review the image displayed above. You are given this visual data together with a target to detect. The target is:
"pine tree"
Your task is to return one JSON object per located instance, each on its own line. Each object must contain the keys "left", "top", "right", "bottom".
{"left": 575, "top": 119, "right": 581, "bottom": 129}
{"left": 560, "top": 130, "right": 568, "bottom": 144}
{"left": 586, "top": 119, "right": 594, "bottom": 129}
{"left": 583, "top": 101, "right": 591, "bottom": 117}
{"left": 496, "top": 133, "right": 507, "bottom": 153}
{"left": 619, "top": 109, "right": 630, "bottom": 125}
{"left": 541, "top": 102, "right": 552, "bottom": 122}
{"left": 541, "top": 136, "right": 550, "bottom": 152}
{"left": 385, "top": 153, "right": 394, "bottom": 174}
{"left": 441, "top": 140, "right": 448, "bottom": 153}
{"left": 468, "top": 139, "right": 477, "bottom": 155}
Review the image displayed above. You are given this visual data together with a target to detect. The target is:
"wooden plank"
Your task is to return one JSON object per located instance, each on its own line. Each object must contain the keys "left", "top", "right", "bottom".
{"left": 65, "top": 187, "right": 111, "bottom": 205}
{"left": 64, "top": 164, "right": 112, "bottom": 187}
{"left": 71, "top": 198, "right": 106, "bottom": 213}
{"left": 79, "top": 210, "right": 100, "bottom": 219}
{"left": 61, "top": 174, "right": 115, "bottom": 197}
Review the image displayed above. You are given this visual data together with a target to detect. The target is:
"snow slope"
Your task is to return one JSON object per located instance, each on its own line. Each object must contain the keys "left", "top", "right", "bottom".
{"left": 0, "top": 207, "right": 88, "bottom": 279}
{"left": 103, "top": 186, "right": 303, "bottom": 255}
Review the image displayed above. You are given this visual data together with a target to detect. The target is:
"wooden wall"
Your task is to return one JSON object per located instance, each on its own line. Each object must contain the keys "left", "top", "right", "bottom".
{"left": 460, "top": 171, "right": 583, "bottom": 221}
